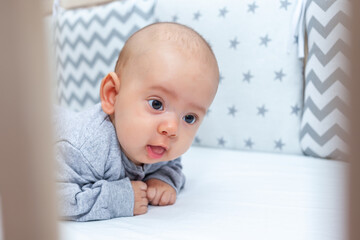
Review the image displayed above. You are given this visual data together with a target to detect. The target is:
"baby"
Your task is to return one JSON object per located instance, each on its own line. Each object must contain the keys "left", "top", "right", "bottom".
{"left": 54, "top": 22, "right": 219, "bottom": 221}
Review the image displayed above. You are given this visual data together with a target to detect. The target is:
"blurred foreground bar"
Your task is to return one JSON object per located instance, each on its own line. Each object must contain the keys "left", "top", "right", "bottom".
{"left": 0, "top": 1, "right": 58, "bottom": 240}
{"left": 349, "top": 2, "right": 360, "bottom": 240}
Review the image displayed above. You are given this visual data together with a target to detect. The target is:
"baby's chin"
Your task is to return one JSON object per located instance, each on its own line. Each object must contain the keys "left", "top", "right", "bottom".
{"left": 139, "top": 156, "right": 176, "bottom": 165}
{"left": 135, "top": 153, "right": 181, "bottom": 165}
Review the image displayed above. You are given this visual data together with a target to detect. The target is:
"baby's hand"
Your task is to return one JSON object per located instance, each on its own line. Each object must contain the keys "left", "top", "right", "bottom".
{"left": 131, "top": 181, "right": 148, "bottom": 215}
{"left": 146, "top": 179, "right": 176, "bottom": 206}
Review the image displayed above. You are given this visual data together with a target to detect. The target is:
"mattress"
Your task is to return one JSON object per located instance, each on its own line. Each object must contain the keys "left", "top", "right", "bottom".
{"left": 59, "top": 146, "right": 348, "bottom": 240}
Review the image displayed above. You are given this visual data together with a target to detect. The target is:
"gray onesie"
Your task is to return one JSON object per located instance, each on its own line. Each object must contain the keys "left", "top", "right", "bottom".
{"left": 53, "top": 103, "right": 185, "bottom": 221}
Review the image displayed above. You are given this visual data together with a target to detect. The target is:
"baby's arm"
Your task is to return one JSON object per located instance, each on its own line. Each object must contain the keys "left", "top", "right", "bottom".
{"left": 56, "top": 141, "right": 137, "bottom": 221}
{"left": 144, "top": 158, "right": 185, "bottom": 206}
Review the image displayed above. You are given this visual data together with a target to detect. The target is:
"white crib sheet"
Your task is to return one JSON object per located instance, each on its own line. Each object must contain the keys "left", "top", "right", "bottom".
{"left": 59, "top": 146, "right": 348, "bottom": 240}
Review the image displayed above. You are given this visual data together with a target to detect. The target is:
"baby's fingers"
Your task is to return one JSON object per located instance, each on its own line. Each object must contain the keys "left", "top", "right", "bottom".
{"left": 147, "top": 187, "right": 156, "bottom": 201}
{"left": 149, "top": 190, "right": 162, "bottom": 205}
{"left": 159, "top": 192, "right": 176, "bottom": 206}
{"left": 141, "top": 196, "right": 149, "bottom": 206}
{"left": 159, "top": 191, "right": 172, "bottom": 206}
{"left": 134, "top": 204, "right": 148, "bottom": 215}
{"left": 169, "top": 193, "right": 176, "bottom": 205}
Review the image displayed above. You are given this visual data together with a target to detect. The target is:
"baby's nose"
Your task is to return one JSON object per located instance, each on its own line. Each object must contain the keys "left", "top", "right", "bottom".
{"left": 158, "top": 114, "right": 179, "bottom": 138}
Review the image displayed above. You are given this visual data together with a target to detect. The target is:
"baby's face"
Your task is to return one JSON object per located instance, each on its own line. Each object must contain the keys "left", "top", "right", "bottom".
{"left": 113, "top": 44, "right": 218, "bottom": 165}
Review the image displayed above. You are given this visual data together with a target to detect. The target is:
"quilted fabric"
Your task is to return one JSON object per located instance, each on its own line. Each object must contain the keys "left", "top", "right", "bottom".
{"left": 300, "top": 0, "right": 350, "bottom": 159}
{"left": 155, "top": 0, "right": 304, "bottom": 154}
{"left": 54, "top": 0, "right": 156, "bottom": 111}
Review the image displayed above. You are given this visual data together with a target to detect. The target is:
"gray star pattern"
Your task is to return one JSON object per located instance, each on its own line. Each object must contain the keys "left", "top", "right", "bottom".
{"left": 257, "top": 105, "right": 268, "bottom": 117}
{"left": 228, "top": 105, "right": 237, "bottom": 117}
{"left": 280, "top": 0, "right": 291, "bottom": 10}
{"left": 244, "top": 138, "right": 254, "bottom": 148}
{"left": 294, "top": 35, "right": 298, "bottom": 44}
{"left": 193, "top": 11, "right": 201, "bottom": 20}
{"left": 291, "top": 104, "right": 301, "bottom": 115}
{"left": 206, "top": 109, "right": 211, "bottom": 116}
{"left": 260, "top": 34, "right": 271, "bottom": 47}
{"left": 243, "top": 70, "right": 253, "bottom": 83}
{"left": 218, "top": 137, "right": 226, "bottom": 146}
{"left": 230, "top": 37, "right": 239, "bottom": 49}
{"left": 172, "top": 15, "right": 178, "bottom": 22}
{"left": 194, "top": 136, "right": 201, "bottom": 144}
{"left": 248, "top": 2, "right": 258, "bottom": 13}
{"left": 219, "top": 73, "right": 224, "bottom": 83}
{"left": 274, "top": 139, "right": 285, "bottom": 150}
{"left": 274, "top": 69, "right": 285, "bottom": 81}
{"left": 219, "top": 7, "right": 228, "bottom": 17}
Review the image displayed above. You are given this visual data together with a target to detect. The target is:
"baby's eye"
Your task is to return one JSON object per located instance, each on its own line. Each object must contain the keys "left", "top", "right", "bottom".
{"left": 148, "top": 99, "right": 164, "bottom": 111}
{"left": 183, "top": 114, "right": 197, "bottom": 124}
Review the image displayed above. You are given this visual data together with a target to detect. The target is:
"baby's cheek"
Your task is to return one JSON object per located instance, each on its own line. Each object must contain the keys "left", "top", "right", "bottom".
{"left": 185, "top": 129, "right": 198, "bottom": 145}
{"left": 174, "top": 137, "right": 193, "bottom": 156}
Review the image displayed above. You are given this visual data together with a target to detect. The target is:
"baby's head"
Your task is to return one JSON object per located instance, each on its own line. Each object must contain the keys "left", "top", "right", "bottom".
{"left": 100, "top": 22, "right": 219, "bottom": 165}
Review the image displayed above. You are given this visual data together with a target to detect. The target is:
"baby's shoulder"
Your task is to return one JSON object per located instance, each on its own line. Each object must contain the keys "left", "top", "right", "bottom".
{"left": 52, "top": 103, "right": 106, "bottom": 149}
{"left": 53, "top": 104, "right": 120, "bottom": 176}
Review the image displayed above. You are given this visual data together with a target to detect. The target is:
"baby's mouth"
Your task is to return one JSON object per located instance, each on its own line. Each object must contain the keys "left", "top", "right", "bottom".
{"left": 146, "top": 145, "right": 167, "bottom": 159}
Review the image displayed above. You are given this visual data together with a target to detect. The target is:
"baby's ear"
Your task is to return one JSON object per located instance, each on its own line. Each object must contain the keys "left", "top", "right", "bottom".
{"left": 100, "top": 72, "right": 120, "bottom": 115}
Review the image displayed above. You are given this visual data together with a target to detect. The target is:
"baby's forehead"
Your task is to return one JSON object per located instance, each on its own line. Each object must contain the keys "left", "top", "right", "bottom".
{"left": 134, "top": 23, "right": 209, "bottom": 48}
{"left": 128, "top": 23, "right": 214, "bottom": 61}
{"left": 116, "top": 23, "right": 219, "bottom": 87}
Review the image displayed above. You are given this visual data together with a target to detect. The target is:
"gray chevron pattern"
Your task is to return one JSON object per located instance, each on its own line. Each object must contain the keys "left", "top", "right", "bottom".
{"left": 300, "top": 0, "right": 350, "bottom": 160}
{"left": 55, "top": 6, "right": 155, "bottom": 32}
{"left": 307, "top": 11, "right": 350, "bottom": 37}
{"left": 306, "top": 68, "right": 350, "bottom": 93}
{"left": 305, "top": 0, "right": 337, "bottom": 11}
{"left": 56, "top": 26, "right": 140, "bottom": 51}
{"left": 57, "top": 49, "right": 120, "bottom": 70}
{"left": 54, "top": 0, "right": 156, "bottom": 111}
{"left": 304, "top": 96, "right": 349, "bottom": 121}
{"left": 58, "top": 92, "right": 100, "bottom": 108}
{"left": 308, "top": 40, "right": 350, "bottom": 66}
{"left": 301, "top": 123, "right": 349, "bottom": 146}
{"left": 57, "top": 72, "right": 105, "bottom": 88}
